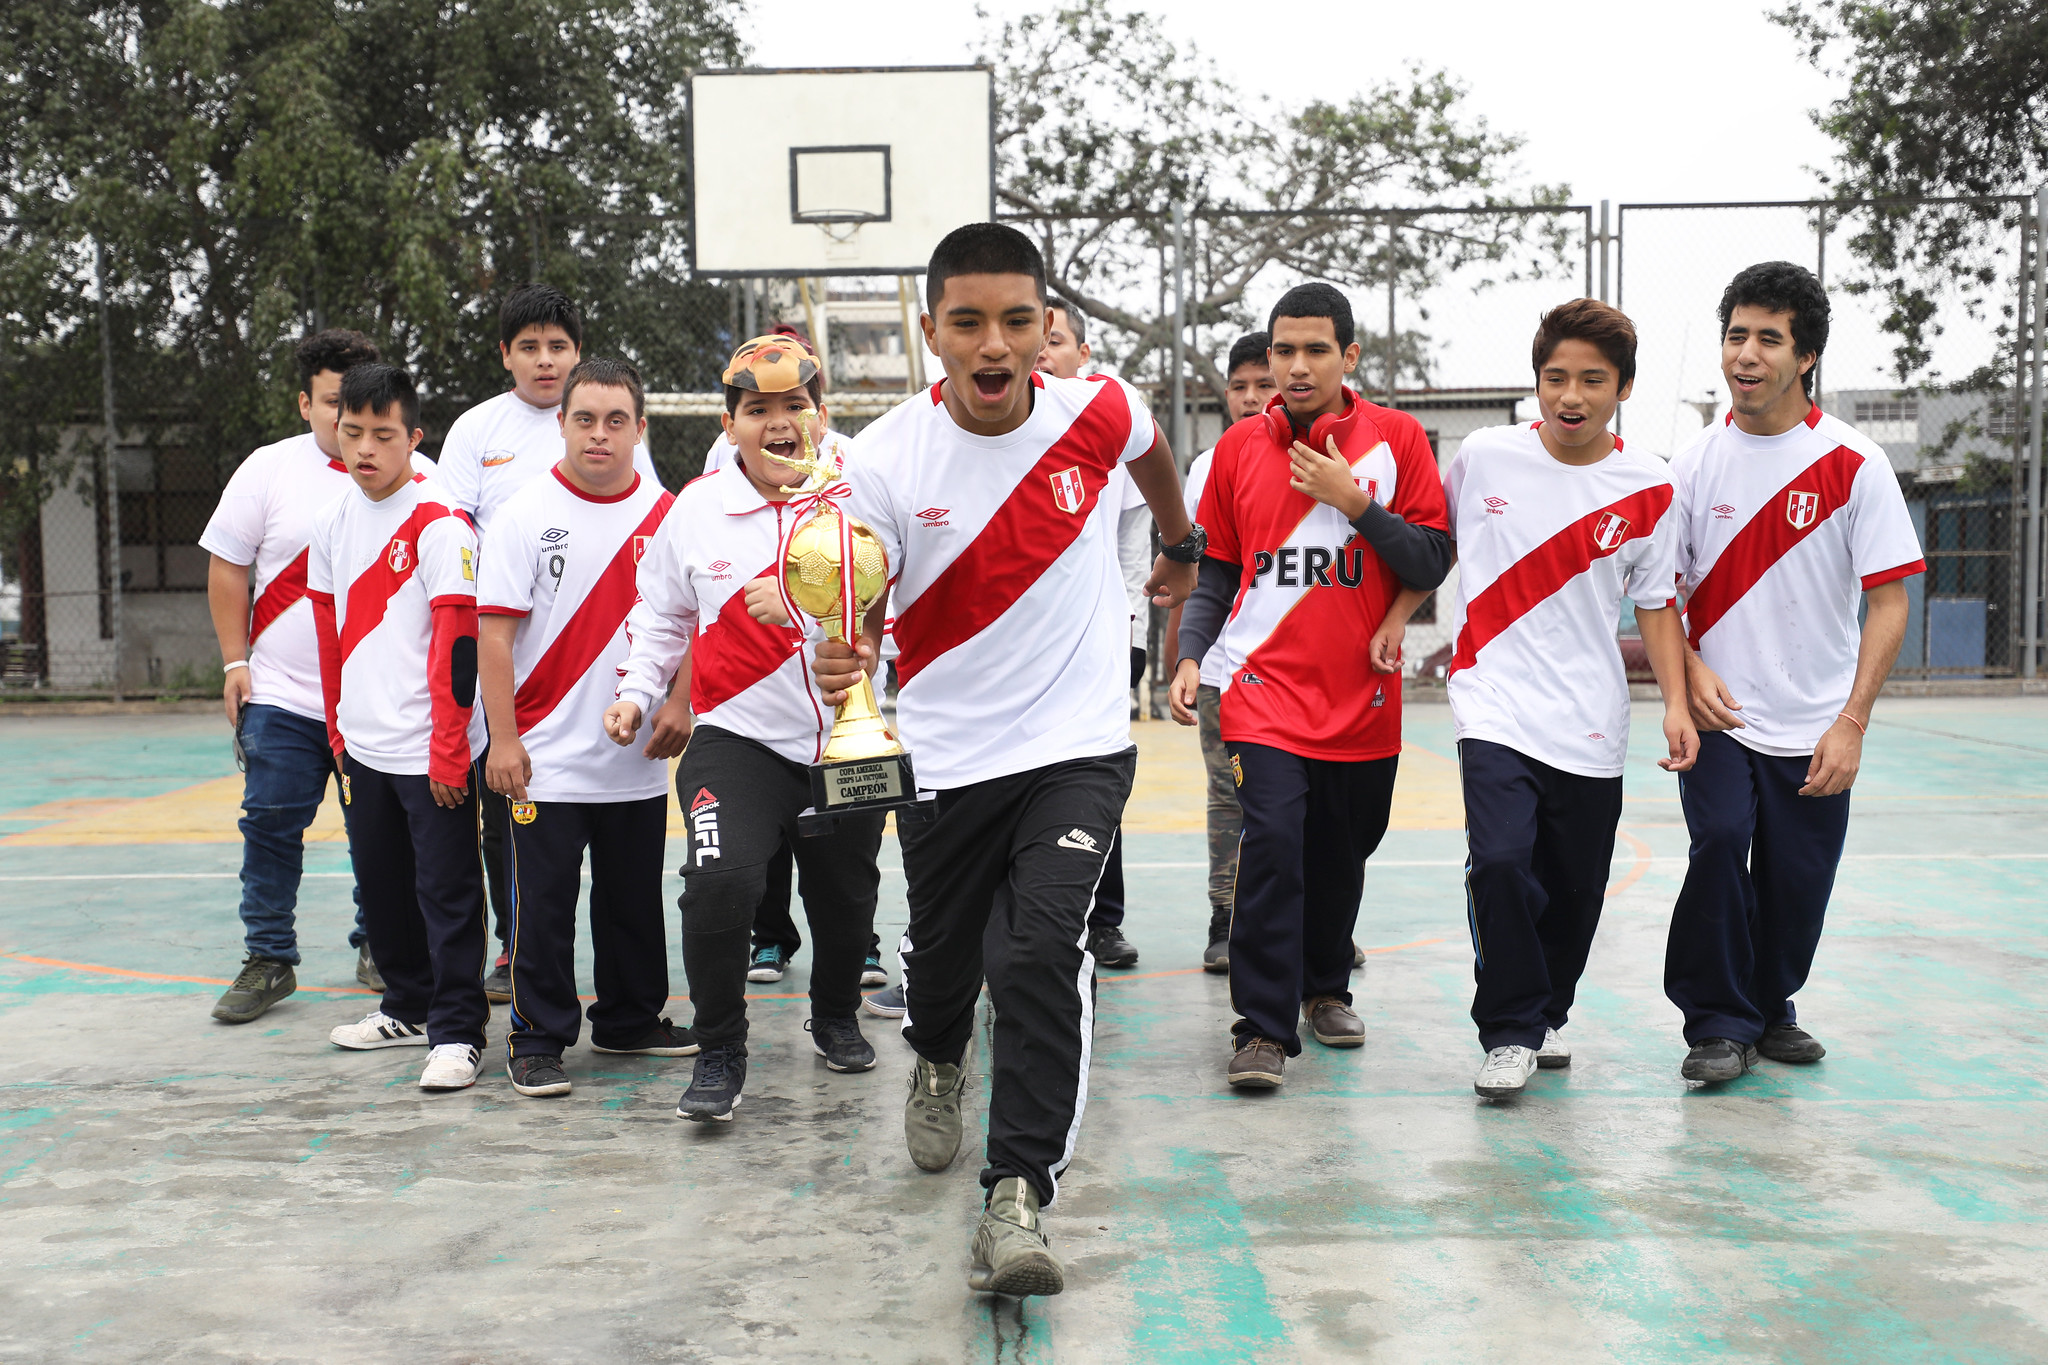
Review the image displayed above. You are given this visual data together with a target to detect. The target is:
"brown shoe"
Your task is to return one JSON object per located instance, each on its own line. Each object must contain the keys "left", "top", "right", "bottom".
{"left": 1304, "top": 996, "right": 1364, "bottom": 1048}
{"left": 1227, "top": 1036, "right": 1286, "bottom": 1088}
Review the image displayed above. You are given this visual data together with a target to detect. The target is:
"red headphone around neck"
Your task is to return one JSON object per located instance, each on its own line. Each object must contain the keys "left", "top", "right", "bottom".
{"left": 1262, "top": 393, "right": 1355, "bottom": 451}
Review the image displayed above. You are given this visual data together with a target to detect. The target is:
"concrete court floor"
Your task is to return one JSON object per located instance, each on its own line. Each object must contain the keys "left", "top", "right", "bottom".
{"left": 0, "top": 699, "right": 2045, "bottom": 1364}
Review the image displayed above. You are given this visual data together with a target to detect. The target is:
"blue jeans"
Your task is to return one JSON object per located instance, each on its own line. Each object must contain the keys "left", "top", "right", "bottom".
{"left": 236, "top": 703, "right": 364, "bottom": 963}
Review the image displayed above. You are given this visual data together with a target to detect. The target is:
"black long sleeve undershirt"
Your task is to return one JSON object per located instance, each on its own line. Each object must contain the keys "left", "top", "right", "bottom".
{"left": 1175, "top": 557, "right": 1240, "bottom": 669}
{"left": 1350, "top": 500, "right": 1452, "bottom": 592}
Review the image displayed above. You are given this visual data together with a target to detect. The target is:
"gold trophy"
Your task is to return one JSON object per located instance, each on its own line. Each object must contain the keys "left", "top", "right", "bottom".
{"left": 766, "top": 414, "right": 924, "bottom": 832}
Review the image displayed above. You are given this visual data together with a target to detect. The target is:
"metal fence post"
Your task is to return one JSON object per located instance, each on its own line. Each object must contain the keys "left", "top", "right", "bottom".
{"left": 93, "top": 236, "right": 122, "bottom": 700}
{"left": 2027, "top": 188, "right": 2048, "bottom": 679}
{"left": 1814, "top": 203, "right": 1828, "bottom": 403}
{"left": 1170, "top": 203, "right": 1187, "bottom": 458}
{"left": 1598, "top": 200, "right": 1611, "bottom": 303}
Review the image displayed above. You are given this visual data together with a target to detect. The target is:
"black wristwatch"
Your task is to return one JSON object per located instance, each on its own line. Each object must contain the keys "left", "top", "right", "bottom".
{"left": 1160, "top": 522, "right": 1207, "bottom": 564}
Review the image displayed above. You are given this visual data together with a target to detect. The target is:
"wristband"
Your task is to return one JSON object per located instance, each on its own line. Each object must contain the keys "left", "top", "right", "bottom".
{"left": 1837, "top": 710, "right": 1866, "bottom": 735}
{"left": 222, "top": 660, "right": 248, "bottom": 673}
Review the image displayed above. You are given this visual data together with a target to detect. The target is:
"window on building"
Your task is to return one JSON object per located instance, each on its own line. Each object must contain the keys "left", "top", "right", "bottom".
{"left": 1851, "top": 399, "right": 1920, "bottom": 446}
{"left": 117, "top": 444, "right": 220, "bottom": 591}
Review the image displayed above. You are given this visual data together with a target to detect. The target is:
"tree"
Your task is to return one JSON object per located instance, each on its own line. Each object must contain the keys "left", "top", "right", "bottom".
{"left": 1773, "top": 0, "right": 2048, "bottom": 388}
{"left": 978, "top": 1, "right": 1571, "bottom": 401}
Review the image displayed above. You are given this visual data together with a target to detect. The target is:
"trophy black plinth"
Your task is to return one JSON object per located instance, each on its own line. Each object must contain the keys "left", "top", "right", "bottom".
{"left": 795, "top": 749, "right": 935, "bottom": 836}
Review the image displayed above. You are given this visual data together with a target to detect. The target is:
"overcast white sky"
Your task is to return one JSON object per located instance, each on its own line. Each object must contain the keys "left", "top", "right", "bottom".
{"left": 739, "top": 0, "right": 1846, "bottom": 206}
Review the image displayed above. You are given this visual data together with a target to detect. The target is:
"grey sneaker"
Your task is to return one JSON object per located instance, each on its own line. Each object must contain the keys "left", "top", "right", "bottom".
{"left": 862, "top": 981, "right": 908, "bottom": 1019}
{"left": 1757, "top": 1023, "right": 1827, "bottom": 1064}
{"left": 211, "top": 956, "right": 296, "bottom": 1024}
{"left": 1681, "top": 1037, "right": 1760, "bottom": 1084}
{"left": 354, "top": 944, "right": 384, "bottom": 992}
{"left": 905, "top": 1055, "right": 968, "bottom": 1172}
{"left": 968, "top": 1177, "right": 1065, "bottom": 1297}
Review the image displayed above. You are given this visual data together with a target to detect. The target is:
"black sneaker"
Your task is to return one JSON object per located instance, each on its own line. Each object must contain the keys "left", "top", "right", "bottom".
{"left": 676, "top": 1043, "right": 747, "bottom": 1122}
{"left": 1202, "top": 911, "right": 1230, "bottom": 974}
{"left": 508, "top": 1053, "right": 571, "bottom": 1097}
{"left": 211, "top": 956, "right": 296, "bottom": 1024}
{"left": 860, "top": 950, "right": 888, "bottom": 988}
{"left": 1757, "top": 1023, "right": 1827, "bottom": 1064}
{"left": 1352, "top": 941, "right": 1366, "bottom": 970}
{"left": 807, "top": 1016, "right": 877, "bottom": 1073}
{"left": 591, "top": 1018, "right": 699, "bottom": 1057}
{"left": 1681, "top": 1037, "right": 1759, "bottom": 1084}
{"left": 354, "top": 943, "right": 384, "bottom": 992}
{"left": 1089, "top": 926, "right": 1139, "bottom": 970}
{"left": 483, "top": 952, "right": 512, "bottom": 1005}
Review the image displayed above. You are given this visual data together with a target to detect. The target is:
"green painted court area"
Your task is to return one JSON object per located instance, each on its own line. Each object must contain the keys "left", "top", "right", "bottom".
{"left": 2, "top": 700, "right": 2045, "bottom": 1363}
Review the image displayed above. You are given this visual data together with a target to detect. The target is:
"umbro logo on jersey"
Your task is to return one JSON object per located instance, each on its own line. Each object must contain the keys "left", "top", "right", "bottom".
{"left": 541, "top": 527, "right": 568, "bottom": 542}
{"left": 1484, "top": 497, "right": 1509, "bottom": 515}
{"left": 1592, "top": 512, "right": 1630, "bottom": 552}
{"left": 1588, "top": 733, "right": 1605, "bottom": 740}
{"left": 1056, "top": 828, "right": 1100, "bottom": 852}
{"left": 1049, "top": 466, "right": 1086, "bottom": 515}
{"left": 1712, "top": 503, "right": 1737, "bottom": 519}
{"left": 1786, "top": 490, "right": 1820, "bottom": 530}
{"left": 387, "top": 538, "right": 413, "bottom": 572}
{"left": 916, "top": 507, "right": 951, "bottom": 527}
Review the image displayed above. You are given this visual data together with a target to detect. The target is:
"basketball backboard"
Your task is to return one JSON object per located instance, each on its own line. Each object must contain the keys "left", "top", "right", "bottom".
{"left": 688, "top": 66, "right": 995, "bottom": 278}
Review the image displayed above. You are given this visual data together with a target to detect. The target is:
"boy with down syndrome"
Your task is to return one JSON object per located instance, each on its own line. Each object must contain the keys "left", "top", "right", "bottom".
{"left": 606, "top": 336, "right": 885, "bottom": 1123}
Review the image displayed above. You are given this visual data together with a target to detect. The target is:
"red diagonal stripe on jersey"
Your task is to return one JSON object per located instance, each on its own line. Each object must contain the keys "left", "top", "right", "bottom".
{"left": 691, "top": 560, "right": 805, "bottom": 713}
{"left": 513, "top": 491, "right": 675, "bottom": 733}
{"left": 1684, "top": 445, "right": 1863, "bottom": 649}
{"left": 892, "top": 381, "right": 1134, "bottom": 684}
{"left": 1449, "top": 483, "right": 1675, "bottom": 677}
{"left": 338, "top": 501, "right": 458, "bottom": 664}
{"left": 249, "top": 548, "right": 309, "bottom": 643}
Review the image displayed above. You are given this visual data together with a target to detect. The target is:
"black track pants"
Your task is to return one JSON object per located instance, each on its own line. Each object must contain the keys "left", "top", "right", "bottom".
{"left": 340, "top": 753, "right": 489, "bottom": 1049}
{"left": 675, "top": 725, "right": 883, "bottom": 1047}
{"left": 504, "top": 795, "right": 671, "bottom": 1059}
{"left": 475, "top": 747, "right": 513, "bottom": 950}
{"left": 895, "top": 748, "right": 1136, "bottom": 1207}
{"left": 1459, "top": 738, "right": 1623, "bottom": 1051}
{"left": 1227, "top": 742, "right": 1395, "bottom": 1056}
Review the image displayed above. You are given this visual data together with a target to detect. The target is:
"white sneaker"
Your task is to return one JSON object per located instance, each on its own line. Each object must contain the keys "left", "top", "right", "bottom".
{"left": 329, "top": 1011, "right": 429, "bottom": 1050}
{"left": 1475, "top": 1045, "right": 1539, "bottom": 1098}
{"left": 1536, "top": 1027, "right": 1572, "bottom": 1069}
{"left": 420, "top": 1043, "right": 482, "bottom": 1090}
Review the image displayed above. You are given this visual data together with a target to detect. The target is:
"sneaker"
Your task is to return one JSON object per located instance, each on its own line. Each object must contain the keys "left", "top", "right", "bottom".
{"left": 211, "top": 956, "right": 296, "bottom": 1024}
{"left": 860, "top": 950, "right": 888, "bottom": 988}
{"left": 904, "top": 1055, "right": 968, "bottom": 1171}
{"left": 1088, "top": 926, "right": 1139, "bottom": 970}
{"left": 1536, "top": 1027, "right": 1572, "bottom": 1069}
{"left": 862, "top": 981, "right": 908, "bottom": 1018}
{"left": 329, "top": 1010, "right": 429, "bottom": 1050}
{"left": 1757, "top": 1022, "right": 1827, "bottom": 1064}
{"left": 420, "top": 1043, "right": 481, "bottom": 1090}
{"left": 968, "top": 1177, "right": 1064, "bottom": 1297}
{"left": 354, "top": 944, "right": 385, "bottom": 992}
{"left": 591, "top": 1018, "right": 699, "bottom": 1057}
{"left": 1352, "top": 941, "right": 1366, "bottom": 969}
{"left": 1475, "top": 1045, "right": 1539, "bottom": 1098}
{"left": 1681, "top": 1037, "right": 1759, "bottom": 1084}
{"left": 508, "top": 1053, "right": 571, "bottom": 1097}
{"left": 483, "top": 953, "right": 512, "bottom": 1005}
{"left": 807, "top": 1016, "right": 877, "bottom": 1073}
{"left": 1227, "top": 1036, "right": 1286, "bottom": 1089}
{"left": 747, "top": 945, "right": 789, "bottom": 983}
{"left": 676, "top": 1043, "right": 747, "bottom": 1122}
{"left": 1202, "top": 911, "right": 1229, "bottom": 974}
{"left": 1303, "top": 996, "right": 1364, "bottom": 1048}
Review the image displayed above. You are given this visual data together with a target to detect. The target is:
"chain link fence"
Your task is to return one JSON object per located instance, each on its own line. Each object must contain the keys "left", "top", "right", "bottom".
{"left": 7, "top": 197, "right": 2041, "bottom": 698}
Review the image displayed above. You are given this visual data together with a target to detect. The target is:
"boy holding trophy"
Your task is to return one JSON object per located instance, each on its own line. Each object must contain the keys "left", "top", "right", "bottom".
{"left": 606, "top": 336, "right": 886, "bottom": 1122}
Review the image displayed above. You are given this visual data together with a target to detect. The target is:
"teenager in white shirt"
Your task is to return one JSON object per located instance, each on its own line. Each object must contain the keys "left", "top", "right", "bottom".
{"left": 308, "top": 365, "right": 489, "bottom": 1092}
{"left": 810, "top": 225, "right": 1198, "bottom": 1296}
{"left": 477, "top": 358, "right": 694, "bottom": 1099}
{"left": 200, "top": 329, "right": 389, "bottom": 1022}
{"left": 1665, "top": 263, "right": 1922, "bottom": 1085}
{"left": 606, "top": 335, "right": 886, "bottom": 1121}
{"left": 1378, "top": 299, "right": 1698, "bottom": 1098}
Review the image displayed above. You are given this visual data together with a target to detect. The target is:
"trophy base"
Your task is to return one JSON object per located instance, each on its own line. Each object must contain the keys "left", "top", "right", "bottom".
{"left": 795, "top": 750, "right": 934, "bottom": 837}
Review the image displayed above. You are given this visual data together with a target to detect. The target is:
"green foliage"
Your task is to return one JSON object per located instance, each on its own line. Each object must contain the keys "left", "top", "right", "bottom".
{"left": 1773, "top": 0, "right": 2047, "bottom": 391}
{"left": 980, "top": 1, "right": 1572, "bottom": 397}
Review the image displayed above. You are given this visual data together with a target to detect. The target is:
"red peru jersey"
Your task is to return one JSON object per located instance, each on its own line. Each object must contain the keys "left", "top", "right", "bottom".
{"left": 306, "top": 474, "right": 481, "bottom": 785}
{"left": 1199, "top": 389, "right": 1448, "bottom": 761}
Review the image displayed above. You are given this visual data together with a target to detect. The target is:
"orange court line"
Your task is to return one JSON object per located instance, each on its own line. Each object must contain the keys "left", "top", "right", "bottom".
{"left": 1606, "top": 831, "right": 1654, "bottom": 898}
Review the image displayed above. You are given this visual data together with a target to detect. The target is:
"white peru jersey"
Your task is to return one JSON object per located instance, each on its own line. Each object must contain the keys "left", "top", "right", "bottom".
{"left": 616, "top": 468, "right": 831, "bottom": 766}
{"left": 1672, "top": 405, "right": 1925, "bottom": 757}
{"left": 1443, "top": 423, "right": 1680, "bottom": 778}
{"left": 842, "top": 373, "right": 1156, "bottom": 790}
{"left": 306, "top": 475, "right": 483, "bottom": 780}
{"left": 476, "top": 467, "right": 675, "bottom": 802}
{"left": 437, "top": 390, "right": 648, "bottom": 535}
{"left": 198, "top": 432, "right": 433, "bottom": 723}
{"left": 1180, "top": 449, "right": 1228, "bottom": 689}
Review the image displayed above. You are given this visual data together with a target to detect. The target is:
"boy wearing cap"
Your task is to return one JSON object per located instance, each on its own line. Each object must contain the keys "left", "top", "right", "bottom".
{"left": 607, "top": 336, "right": 885, "bottom": 1122}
